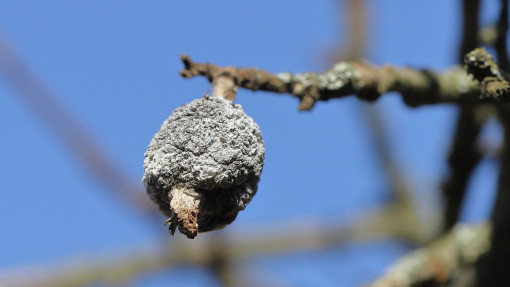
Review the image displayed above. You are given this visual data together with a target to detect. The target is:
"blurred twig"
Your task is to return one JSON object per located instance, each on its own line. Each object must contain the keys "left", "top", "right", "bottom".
{"left": 0, "top": 33, "right": 155, "bottom": 213}
{"left": 335, "top": 0, "right": 434, "bottom": 241}
{"left": 479, "top": 25, "right": 498, "bottom": 46}
{"left": 441, "top": 0, "right": 483, "bottom": 232}
{"left": 368, "top": 222, "right": 491, "bottom": 287}
{"left": 361, "top": 105, "right": 435, "bottom": 240}
{"left": 334, "top": 0, "right": 368, "bottom": 61}
{"left": 496, "top": 0, "right": 509, "bottom": 71}
{"left": 459, "top": 0, "right": 480, "bottom": 63}
{"left": 0, "top": 207, "right": 432, "bottom": 287}
{"left": 442, "top": 105, "right": 486, "bottom": 230}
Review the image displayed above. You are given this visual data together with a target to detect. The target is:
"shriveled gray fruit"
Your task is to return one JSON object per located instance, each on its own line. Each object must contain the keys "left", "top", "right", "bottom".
{"left": 143, "top": 96, "right": 265, "bottom": 239}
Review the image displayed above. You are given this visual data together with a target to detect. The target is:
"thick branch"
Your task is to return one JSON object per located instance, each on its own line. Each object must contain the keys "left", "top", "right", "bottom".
{"left": 475, "top": 109, "right": 510, "bottom": 285}
{"left": 459, "top": 0, "right": 480, "bottom": 63}
{"left": 441, "top": 105, "right": 488, "bottom": 230}
{"left": 180, "top": 55, "right": 481, "bottom": 111}
{"left": 368, "top": 223, "right": 491, "bottom": 287}
{"left": 496, "top": 0, "right": 509, "bottom": 70}
{"left": 441, "top": 0, "right": 483, "bottom": 233}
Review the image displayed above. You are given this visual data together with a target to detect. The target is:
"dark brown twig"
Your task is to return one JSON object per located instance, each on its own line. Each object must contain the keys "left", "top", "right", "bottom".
{"left": 441, "top": 0, "right": 483, "bottom": 233}
{"left": 442, "top": 105, "right": 486, "bottom": 230}
{"left": 459, "top": 0, "right": 481, "bottom": 63}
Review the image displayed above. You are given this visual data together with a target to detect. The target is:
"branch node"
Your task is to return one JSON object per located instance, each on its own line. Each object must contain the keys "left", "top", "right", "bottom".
{"left": 465, "top": 47, "right": 510, "bottom": 102}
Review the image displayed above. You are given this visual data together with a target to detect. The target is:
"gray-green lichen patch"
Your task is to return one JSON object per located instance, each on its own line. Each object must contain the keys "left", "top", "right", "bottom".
{"left": 277, "top": 62, "right": 357, "bottom": 92}
{"left": 143, "top": 96, "right": 265, "bottom": 237}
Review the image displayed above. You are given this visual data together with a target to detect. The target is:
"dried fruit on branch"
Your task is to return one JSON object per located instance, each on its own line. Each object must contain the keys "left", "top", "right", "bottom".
{"left": 143, "top": 96, "right": 265, "bottom": 238}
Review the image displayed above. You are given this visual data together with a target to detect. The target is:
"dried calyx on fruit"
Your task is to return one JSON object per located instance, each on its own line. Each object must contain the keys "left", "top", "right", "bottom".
{"left": 143, "top": 96, "right": 265, "bottom": 239}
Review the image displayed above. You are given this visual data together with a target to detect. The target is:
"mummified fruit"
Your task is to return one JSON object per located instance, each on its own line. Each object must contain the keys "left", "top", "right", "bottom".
{"left": 143, "top": 96, "right": 265, "bottom": 238}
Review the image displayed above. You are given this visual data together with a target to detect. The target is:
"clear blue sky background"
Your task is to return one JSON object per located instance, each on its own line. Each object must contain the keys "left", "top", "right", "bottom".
{"left": 0, "top": 1, "right": 503, "bottom": 286}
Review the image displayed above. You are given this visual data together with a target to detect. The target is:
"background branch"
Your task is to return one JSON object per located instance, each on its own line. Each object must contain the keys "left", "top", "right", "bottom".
{"left": 441, "top": 0, "right": 483, "bottom": 233}
{"left": 441, "top": 105, "right": 487, "bottom": 230}
{"left": 368, "top": 222, "right": 491, "bottom": 287}
{"left": 0, "top": 204, "right": 433, "bottom": 287}
{"left": 0, "top": 35, "right": 155, "bottom": 214}
{"left": 475, "top": 109, "right": 510, "bottom": 285}
{"left": 496, "top": 0, "right": 509, "bottom": 71}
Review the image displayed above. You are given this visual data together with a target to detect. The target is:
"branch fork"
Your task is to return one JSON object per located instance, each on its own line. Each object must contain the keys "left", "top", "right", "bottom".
{"left": 465, "top": 47, "right": 510, "bottom": 102}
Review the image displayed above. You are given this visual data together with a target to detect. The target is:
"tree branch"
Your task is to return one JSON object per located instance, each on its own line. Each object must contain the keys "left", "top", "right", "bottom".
{"left": 475, "top": 108, "right": 510, "bottom": 285}
{"left": 441, "top": 105, "right": 487, "bottom": 230}
{"left": 0, "top": 203, "right": 431, "bottom": 287}
{"left": 459, "top": 0, "right": 481, "bottom": 63}
{"left": 0, "top": 34, "right": 155, "bottom": 214}
{"left": 368, "top": 222, "right": 491, "bottom": 287}
{"left": 180, "top": 55, "right": 481, "bottom": 111}
{"left": 441, "top": 0, "right": 483, "bottom": 233}
{"left": 496, "top": 0, "right": 509, "bottom": 71}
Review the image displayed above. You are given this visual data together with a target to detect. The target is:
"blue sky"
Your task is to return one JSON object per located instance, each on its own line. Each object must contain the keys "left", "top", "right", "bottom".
{"left": 0, "top": 1, "right": 502, "bottom": 286}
